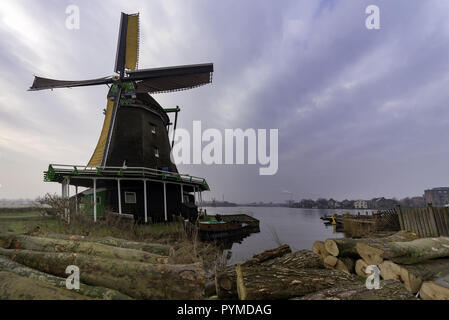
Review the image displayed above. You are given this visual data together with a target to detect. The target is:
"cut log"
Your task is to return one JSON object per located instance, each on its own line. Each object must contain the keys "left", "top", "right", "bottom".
{"left": 335, "top": 257, "right": 355, "bottom": 274}
{"left": 262, "top": 250, "right": 324, "bottom": 269}
{"left": 357, "top": 236, "right": 449, "bottom": 265}
{"left": 236, "top": 264, "right": 357, "bottom": 300}
{"left": 420, "top": 280, "right": 449, "bottom": 300}
{"left": 215, "top": 266, "right": 237, "bottom": 299}
{"left": 0, "top": 255, "right": 132, "bottom": 300}
{"left": 243, "top": 244, "right": 292, "bottom": 266}
{"left": 324, "top": 238, "right": 358, "bottom": 257}
{"left": 43, "top": 233, "right": 174, "bottom": 256}
{"left": 324, "top": 256, "right": 338, "bottom": 268}
{"left": 312, "top": 241, "right": 330, "bottom": 259}
{"left": 215, "top": 249, "right": 323, "bottom": 299}
{"left": 379, "top": 259, "right": 449, "bottom": 293}
{"left": 299, "top": 279, "right": 417, "bottom": 300}
{"left": 355, "top": 259, "right": 369, "bottom": 277}
{"left": 1, "top": 234, "right": 168, "bottom": 264}
{"left": 0, "top": 248, "right": 205, "bottom": 299}
{"left": 0, "top": 271, "right": 90, "bottom": 300}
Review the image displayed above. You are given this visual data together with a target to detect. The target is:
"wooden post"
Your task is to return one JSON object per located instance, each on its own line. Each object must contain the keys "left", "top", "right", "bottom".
{"left": 163, "top": 182, "right": 167, "bottom": 221}
{"left": 117, "top": 179, "right": 122, "bottom": 215}
{"left": 143, "top": 180, "right": 148, "bottom": 223}
{"left": 180, "top": 184, "right": 184, "bottom": 203}
{"left": 93, "top": 179, "right": 97, "bottom": 222}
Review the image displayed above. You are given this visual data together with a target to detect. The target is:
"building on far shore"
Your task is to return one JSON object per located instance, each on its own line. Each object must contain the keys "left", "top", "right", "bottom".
{"left": 424, "top": 187, "right": 449, "bottom": 207}
{"left": 354, "top": 200, "right": 368, "bottom": 209}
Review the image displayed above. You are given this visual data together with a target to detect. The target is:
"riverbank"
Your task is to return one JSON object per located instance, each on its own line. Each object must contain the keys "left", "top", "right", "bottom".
{"left": 1, "top": 209, "right": 448, "bottom": 300}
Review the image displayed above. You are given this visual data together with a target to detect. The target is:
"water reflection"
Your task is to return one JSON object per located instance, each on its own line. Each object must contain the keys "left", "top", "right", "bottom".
{"left": 204, "top": 206, "right": 355, "bottom": 265}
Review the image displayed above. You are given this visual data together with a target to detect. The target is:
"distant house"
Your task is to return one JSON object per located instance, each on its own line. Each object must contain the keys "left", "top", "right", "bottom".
{"left": 424, "top": 187, "right": 449, "bottom": 207}
{"left": 354, "top": 200, "right": 368, "bottom": 209}
{"left": 341, "top": 199, "right": 354, "bottom": 209}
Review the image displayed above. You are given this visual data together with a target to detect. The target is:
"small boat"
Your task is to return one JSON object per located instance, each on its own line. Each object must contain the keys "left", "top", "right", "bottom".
{"left": 185, "top": 213, "right": 260, "bottom": 240}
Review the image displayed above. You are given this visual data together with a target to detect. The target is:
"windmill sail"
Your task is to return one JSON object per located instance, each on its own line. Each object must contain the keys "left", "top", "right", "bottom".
{"left": 115, "top": 13, "right": 140, "bottom": 75}
{"left": 87, "top": 99, "right": 115, "bottom": 167}
{"left": 125, "top": 14, "right": 139, "bottom": 70}
{"left": 129, "top": 63, "right": 214, "bottom": 94}
{"left": 29, "top": 76, "right": 112, "bottom": 91}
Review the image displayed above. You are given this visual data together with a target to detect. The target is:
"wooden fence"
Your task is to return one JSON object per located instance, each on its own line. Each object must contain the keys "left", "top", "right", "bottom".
{"left": 396, "top": 205, "right": 449, "bottom": 237}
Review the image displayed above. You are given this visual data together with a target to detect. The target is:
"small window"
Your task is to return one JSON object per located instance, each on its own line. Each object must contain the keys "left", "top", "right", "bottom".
{"left": 154, "top": 147, "right": 159, "bottom": 158}
{"left": 150, "top": 123, "right": 156, "bottom": 134}
{"left": 124, "top": 192, "right": 137, "bottom": 204}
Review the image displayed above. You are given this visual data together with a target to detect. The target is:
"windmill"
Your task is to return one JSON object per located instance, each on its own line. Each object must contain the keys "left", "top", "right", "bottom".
{"left": 32, "top": 12, "right": 213, "bottom": 223}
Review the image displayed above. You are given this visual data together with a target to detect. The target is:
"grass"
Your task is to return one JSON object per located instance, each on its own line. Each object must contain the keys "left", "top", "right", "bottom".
{"left": 0, "top": 210, "right": 58, "bottom": 234}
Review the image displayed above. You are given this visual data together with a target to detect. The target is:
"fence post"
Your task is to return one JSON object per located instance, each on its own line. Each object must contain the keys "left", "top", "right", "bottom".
{"left": 427, "top": 203, "right": 440, "bottom": 237}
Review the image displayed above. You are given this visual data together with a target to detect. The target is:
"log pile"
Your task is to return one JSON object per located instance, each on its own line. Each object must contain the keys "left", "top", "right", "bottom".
{"left": 214, "top": 243, "right": 416, "bottom": 300}
{"left": 312, "top": 231, "right": 449, "bottom": 299}
{"left": 0, "top": 232, "right": 204, "bottom": 300}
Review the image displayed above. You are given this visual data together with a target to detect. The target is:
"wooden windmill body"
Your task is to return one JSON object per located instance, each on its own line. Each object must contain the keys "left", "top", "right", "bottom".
{"left": 31, "top": 13, "right": 213, "bottom": 222}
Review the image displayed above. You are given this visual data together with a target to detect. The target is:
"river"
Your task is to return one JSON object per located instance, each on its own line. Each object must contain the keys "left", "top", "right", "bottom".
{"left": 204, "top": 206, "right": 371, "bottom": 265}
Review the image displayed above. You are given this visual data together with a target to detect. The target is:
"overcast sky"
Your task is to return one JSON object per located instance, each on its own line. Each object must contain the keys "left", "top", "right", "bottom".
{"left": 1, "top": 0, "right": 449, "bottom": 203}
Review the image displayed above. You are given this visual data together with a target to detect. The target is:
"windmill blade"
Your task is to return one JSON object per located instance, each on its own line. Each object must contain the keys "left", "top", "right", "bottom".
{"left": 127, "top": 63, "right": 214, "bottom": 94}
{"left": 115, "top": 12, "right": 140, "bottom": 75}
{"left": 29, "top": 76, "right": 113, "bottom": 91}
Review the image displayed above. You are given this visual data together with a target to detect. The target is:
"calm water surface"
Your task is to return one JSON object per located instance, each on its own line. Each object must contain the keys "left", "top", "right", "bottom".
{"left": 204, "top": 206, "right": 369, "bottom": 265}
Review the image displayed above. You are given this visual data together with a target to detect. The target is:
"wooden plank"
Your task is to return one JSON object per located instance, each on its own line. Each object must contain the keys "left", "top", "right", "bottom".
{"left": 436, "top": 208, "right": 449, "bottom": 237}
{"left": 415, "top": 208, "right": 426, "bottom": 238}
{"left": 412, "top": 209, "right": 421, "bottom": 236}
{"left": 433, "top": 208, "right": 444, "bottom": 237}
{"left": 403, "top": 210, "right": 411, "bottom": 232}
{"left": 422, "top": 207, "right": 432, "bottom": 237}
{"left": 416, "top": 209, "right": 425, "bottom": 237}
{"left": 427, "top": 206, "right": 440, "bottom": 237}
{"left": 443, "top": 208, "right": 449, "bottom": 237}
{"left": 420, "top": 208, "right": 432, "bottom": 238}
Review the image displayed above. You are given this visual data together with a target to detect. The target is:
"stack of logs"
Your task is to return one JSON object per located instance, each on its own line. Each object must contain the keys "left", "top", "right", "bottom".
{"left": 214, "top": 243, "right": 417, "bottom": 300}
{"left": 312, "top": 231, "right": 449, "bottom": 300}
{"left": 0, "top": 232, "right": 205, "bottom": 300}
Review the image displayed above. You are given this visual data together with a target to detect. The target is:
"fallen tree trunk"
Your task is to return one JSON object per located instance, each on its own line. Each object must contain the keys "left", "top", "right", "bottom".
{"left": 43, "top": 233, "right": 174, "bottom": 256}
{"left": 379, "top": 259, "right": 449, "bottom": 293}
{"left": 0, "top": 248, "right": 205, "bottom": 299}
{"left": 0, "top": 271, "right": 90, "bottom": 300}
{"left": 236, "top": 264, "right": 357, "bottom": 300}
{"left": 215, "top": 249, "right": 322, "bottom": 299}
{"left": 1, "top": 234, "right": 168, "bottom": 264}
{"left": 312, "top": 241, "right": 330, "bottom": 259}
{"left": 299, "top": 279, "right": 417, "bottom": 300}
{"left": 355, "top": 259, "right": 369, "bottom": 277}
{"left": 0, "top": 255, "right": 132, "bottom": 300}
{"left": 357, "top": 236, "right": 449, "bottom": 265}
{"left": 324, "top": 238, "right": 358, "bottom": 257}
{"left": 420, "top": 279, "right": 449, "bottom": 300}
